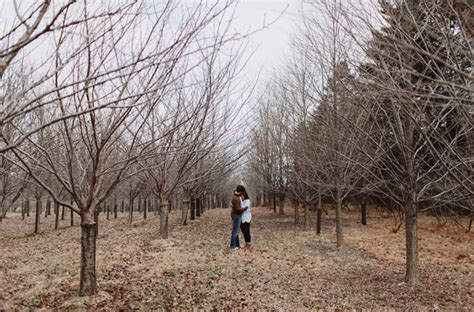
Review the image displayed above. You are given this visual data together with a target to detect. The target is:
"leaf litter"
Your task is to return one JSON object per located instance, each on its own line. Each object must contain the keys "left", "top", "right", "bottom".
{"left": 0, "top": 206, "right": 472, "bottom": 310}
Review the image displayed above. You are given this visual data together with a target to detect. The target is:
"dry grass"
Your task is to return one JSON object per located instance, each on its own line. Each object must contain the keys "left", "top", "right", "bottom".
{"left": 0, "top": 206, "right": 472, "bottom": 310}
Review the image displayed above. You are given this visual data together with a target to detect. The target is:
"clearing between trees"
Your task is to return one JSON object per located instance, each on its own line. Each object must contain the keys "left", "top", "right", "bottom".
{"left": 0, "top": 206, "right": 472, "bottom": 310}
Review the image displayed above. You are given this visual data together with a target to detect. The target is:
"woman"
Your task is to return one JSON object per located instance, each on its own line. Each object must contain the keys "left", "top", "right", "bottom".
{"left": 237, "top": 185, "right": 252, "bottom": 251}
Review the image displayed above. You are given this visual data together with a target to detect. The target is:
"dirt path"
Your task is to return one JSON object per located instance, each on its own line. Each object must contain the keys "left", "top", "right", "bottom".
{"left": 0, "top": 207, "right": 472, "bottom": 310}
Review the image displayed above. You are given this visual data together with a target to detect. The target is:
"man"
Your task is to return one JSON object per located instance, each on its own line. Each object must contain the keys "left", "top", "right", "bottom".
{"left": 230, "top": 190, "right": 247, "bottom": 249}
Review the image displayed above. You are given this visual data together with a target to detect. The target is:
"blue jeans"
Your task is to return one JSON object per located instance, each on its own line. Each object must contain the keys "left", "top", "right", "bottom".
{"left": 230, "top": 212, "right": 241, "bottom": 248}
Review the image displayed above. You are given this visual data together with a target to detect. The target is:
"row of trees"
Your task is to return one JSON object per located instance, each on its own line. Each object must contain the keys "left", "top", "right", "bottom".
{"left": 248, "top": 0, "right": 472, "bottom": 287}
{"left": 1, "top": 1, "right": 246, "bottom": 296}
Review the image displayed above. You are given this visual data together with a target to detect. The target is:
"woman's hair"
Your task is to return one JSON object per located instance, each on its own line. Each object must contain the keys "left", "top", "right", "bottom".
{"left": 236, "top": 185, "right": 249, "bottom": 200}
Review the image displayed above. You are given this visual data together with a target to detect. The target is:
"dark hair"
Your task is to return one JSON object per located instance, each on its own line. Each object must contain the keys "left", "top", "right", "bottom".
{"left": 236, "top": 185, "right": 249, "bottom": 200}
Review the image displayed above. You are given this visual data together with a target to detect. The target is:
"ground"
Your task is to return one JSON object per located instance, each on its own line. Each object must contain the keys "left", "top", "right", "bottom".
{"left": 0, "top": 206, "right": 472, "bottom": 310}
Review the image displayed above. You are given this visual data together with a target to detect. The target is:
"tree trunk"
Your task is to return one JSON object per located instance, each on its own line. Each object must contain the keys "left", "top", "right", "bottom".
{"left": 69, "top": 200, "right": 74, "bottom": 226}
{"left": 46, "top": 199, "right": 51, "bottom": 217}
{"left": 114, "top": 199, "right": 118, "bottom": 219}
{"left": 405, "top": 189, "right": 419, "bottom": 286}
{"left": 34, "top": 200, "right": 41, "bottom": 234}
{"left": 361, "top": 197, "right": 367, "bottom": 225}
{"left": 79, "top": 222, "right": 98, "bottom": 296}
{"left": 316, "top": 194, "right": 322, "bottom": 235}
{"left": 106, "top": 202, "right": 110, "bottom": 220}
{"left": 304, "top": 203, "right": 309, "bottom": 230}
{"left": 190, "top": 198, "right": 196, "bottom": 220}
{"left": 54, "top": 202, "right": 60, "bottom": 230}
{"left": 121, "top": 200, "right": 125, "bottom": 213}
{"left": 94, "top": 208, "right": 99, "bottom": 237}
{"left": 21, "top": 199, "right": 25, "bottom": 220}
{"left": 279, "top": 195, "right": 285, "bottom": 215}
{"left": 61, "top": 204, "right": 65, "bottom": 220}
{"left": 196, "top": 198, "right": 201, "bottom": 217}
{"left": 160, "top": 201, "right": 169, "bottom": 239}
{"left": 128, "top": 198, "right": 134, "bottom": 224}
{"left": 182, "top": 199, "right": 189, "bottom": 225}
{"left": 26, "top": 199, "right": 30, "bottom": 217}
{"left": 143, "top": 198, "right": 147, "bottom": 220}
{"left": 402, "top": 106, "right": 418, "bottom": 286}
{"left": 336, "top": 190, "right": 343, "bottom": 248}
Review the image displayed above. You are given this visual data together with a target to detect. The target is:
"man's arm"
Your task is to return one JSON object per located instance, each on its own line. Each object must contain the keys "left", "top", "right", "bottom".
{"left": 231, "top": 195, "right": 247, "bottom": 213}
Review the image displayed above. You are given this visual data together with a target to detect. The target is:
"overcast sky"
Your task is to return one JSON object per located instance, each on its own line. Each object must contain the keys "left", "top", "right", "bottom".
{"left": 1, "top": 0, "right": 300, "bottom": 83}
{"left": 230, "top": 0, "right": 300, "bottom": 86}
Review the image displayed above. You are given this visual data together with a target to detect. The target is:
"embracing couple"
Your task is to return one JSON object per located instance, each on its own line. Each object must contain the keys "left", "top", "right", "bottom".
{"left": 230, "top": 185, "right": 252, "bottom": 251}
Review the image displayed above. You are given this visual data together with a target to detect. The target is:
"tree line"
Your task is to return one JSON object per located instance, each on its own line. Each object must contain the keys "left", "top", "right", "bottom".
{"left": 1, "top": 0, "right": 247, "bottom": 296}
{"left": 247, "top": 0, "right": 472, "bottom": 287}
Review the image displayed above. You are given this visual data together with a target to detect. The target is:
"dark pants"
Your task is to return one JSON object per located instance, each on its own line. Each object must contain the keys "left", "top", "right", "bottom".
{"left": 240, "top": 222, "right": 251, "bottom": 244}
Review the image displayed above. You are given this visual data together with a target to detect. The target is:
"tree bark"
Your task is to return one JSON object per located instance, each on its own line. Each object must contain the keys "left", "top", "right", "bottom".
{"left": 143, "top": 198, "right": 147, "bottom": 220}
{"left": 94, "top": 208, "right": 99, "bottom": 237}
{"left": 160, "top": 201, "right": 169, "bottom": 239}
{"left": 70, "top": 200, "right": 74, "bottom": 226}
{"left": 79, "top": 222, "right": 98, "bottom": 296}
{"left": 45, "top": 199, "right": 51, "bottom": 217}
{"left": 190, "top": 198, "right": 196, "bottom": 220}
{"left": 182, "top": 199, "right": 189, "bottom": 225}
{"left": 26, "top": 199, "right": 30, "bottom": 217}
{"left": 196, "top": 198, "right": 201, "bottom": 217}
{"left": 304, "top": 203, "right": 309, "bottom": 230}
{"left": 317, "top": 191, "right": 322, "bottom": 234}
{"left": 402, "top": 105, "right": 418, "bottom": 286}
{"left": 405, "top": 187, "right": 419, "bottom": 286}
{"left": 128, "top": 198, "right": 134, "bottom": 224}
{"left": 54, "top": 202, "right": 60, "bottom": 230}
{"left": 114, "top": 199, "right": 118, "bottom": 219}
{"left": 279, "top": 194, "right": 285, "bottom": 215}
{"left": 336, "top": 190, "right": 343, "bottom": 248}
{"left": 34, "top": 200, "right": 41, "bottom": 233}
{"left": 21, "top": 199, "right": 25, "bottom": 220}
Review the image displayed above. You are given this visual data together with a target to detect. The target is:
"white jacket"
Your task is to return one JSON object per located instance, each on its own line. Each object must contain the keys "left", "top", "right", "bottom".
{"left": 241, "top": 199, "right": 251, "bottom": 223}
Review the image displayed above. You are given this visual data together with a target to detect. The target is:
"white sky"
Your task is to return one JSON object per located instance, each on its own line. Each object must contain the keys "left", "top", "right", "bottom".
{"left": 230, "top": 0, "right": 300, "bottom": 87}
{"left": 1, "top": 0, "right": 300, "bottom": 85}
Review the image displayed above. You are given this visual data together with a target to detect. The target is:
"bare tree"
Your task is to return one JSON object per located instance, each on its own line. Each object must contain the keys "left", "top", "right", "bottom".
{"left": 6, "top": 0, "right": 240, "bottom": 296}
{"left": 0, "top": 1, "right": 141, "bottom": 153}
